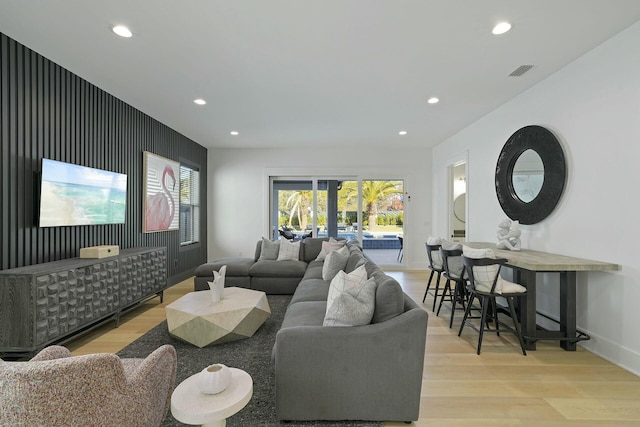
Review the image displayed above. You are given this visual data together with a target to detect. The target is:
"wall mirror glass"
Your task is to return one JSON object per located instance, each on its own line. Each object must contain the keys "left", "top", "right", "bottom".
{"left": 453, "top": 193, "right": 466, "bottom": 223}
{"left": 495, "top": 125, "right": 566, "bottom": 225}
{"left": 511, "top": 149, "right": 544, "bottom": 203}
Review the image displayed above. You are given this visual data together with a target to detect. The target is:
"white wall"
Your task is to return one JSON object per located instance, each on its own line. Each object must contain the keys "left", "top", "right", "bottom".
{"left": 207, "top": 146, "right": 432, "bottom": 269}
{"left": 432, "top": 21, "right": 640, "bottom": 374}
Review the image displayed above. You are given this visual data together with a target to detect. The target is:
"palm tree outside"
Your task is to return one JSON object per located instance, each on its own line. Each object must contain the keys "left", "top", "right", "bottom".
{"left": 341, "top": 180, "right": 403, "bottom": 232}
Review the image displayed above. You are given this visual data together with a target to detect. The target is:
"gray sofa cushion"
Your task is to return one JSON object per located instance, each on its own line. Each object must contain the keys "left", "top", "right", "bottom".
{"left": 302, "top": 262, "right": 323, "bottom": 280}
{"left": 280, "top": 301, "right": 326, "bottom": 329}
{"left": 345, "top": 252, "right": 366, "bottom": 273}
{"left": 370, "top": 271, "right": 405, "bottom": 323}
{"left": 289, "top": 279, "right": 331, "bottom": 304}
{"left": 249, "top": 260, "right": 307, "bottom": 278}
{"left": 194, "top": 257, "right": 254, "bottom": 277}
{"left": 301, "top": 237, "right": 330, "bottom": 262}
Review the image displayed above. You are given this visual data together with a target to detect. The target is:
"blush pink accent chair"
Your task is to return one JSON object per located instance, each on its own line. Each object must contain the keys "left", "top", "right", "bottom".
{"left": 0, "top": 344, "right": 177, "bottom": 427}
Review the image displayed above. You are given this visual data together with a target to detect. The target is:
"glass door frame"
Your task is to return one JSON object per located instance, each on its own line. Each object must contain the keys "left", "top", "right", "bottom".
{"left": 268, "top": 174, "right": 406, "bottom": 268}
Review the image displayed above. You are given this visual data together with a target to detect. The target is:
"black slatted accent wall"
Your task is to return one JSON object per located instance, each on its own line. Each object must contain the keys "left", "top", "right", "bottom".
{"left": 0, "top": 33, "right": 207, "bottom": 281}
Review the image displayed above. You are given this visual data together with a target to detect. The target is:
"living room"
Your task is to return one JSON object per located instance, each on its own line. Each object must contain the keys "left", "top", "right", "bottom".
{"left": 2, "top": 2, "right": 640, "bottom": 426}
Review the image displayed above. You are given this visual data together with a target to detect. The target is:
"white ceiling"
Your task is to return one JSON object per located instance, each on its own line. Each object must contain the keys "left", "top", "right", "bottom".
{"left": 2, "top": 1, "right": 640, "bottom": 150}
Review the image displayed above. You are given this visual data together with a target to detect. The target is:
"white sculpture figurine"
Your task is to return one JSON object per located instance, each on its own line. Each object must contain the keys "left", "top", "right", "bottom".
{"left": 496, "top": 219, "right": 521, "bottom": 251}
{"left": 207, "top": 265, "right": 226, "bottom": 302}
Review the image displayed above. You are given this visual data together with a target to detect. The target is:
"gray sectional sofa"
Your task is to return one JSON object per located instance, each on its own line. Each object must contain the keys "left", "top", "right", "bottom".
{"left": 193, "top": 237, "right": 428, "bottom": 423}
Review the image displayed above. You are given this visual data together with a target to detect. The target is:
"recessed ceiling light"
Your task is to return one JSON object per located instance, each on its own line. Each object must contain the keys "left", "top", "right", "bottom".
{"left": 230, "top": 131, "right": 239, "bottom": 136}
{"left": 492, "top": 22, "right": 512, "bottom": 35}
{"left": 193, "top": 99, "right": 206, "bottom": 105}
{"left": 112, "top": 25, "right": 132, "bottom": 38}
{"left": 427, "top": 97, "right": 439, "bottom": 104}
{"left": 398, "top": 131, "right": 407, "bottom": 135}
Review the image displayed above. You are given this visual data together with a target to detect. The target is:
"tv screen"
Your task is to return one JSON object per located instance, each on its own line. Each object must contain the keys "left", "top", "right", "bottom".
{"left": 39, "top": 158, "right": 127, "bottom": 227}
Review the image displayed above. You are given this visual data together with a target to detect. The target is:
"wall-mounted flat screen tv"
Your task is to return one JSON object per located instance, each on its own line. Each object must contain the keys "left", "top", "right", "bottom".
{"left": 39, "top": 158, "right": 127, "bottom": 227}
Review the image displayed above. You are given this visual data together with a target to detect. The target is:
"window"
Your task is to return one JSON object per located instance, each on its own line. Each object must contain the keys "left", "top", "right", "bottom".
{"left": 180, "top": 165, "right": 200, "bottom": 245}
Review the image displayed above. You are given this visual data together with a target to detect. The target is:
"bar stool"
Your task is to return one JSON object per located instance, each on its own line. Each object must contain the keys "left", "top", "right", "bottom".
{"left": 437, "top": 247, "right": 468, "bottom": 328}
{"left": 458, "top": 255, "right": 528, "bottom": 355}
{"left": 423, "top": 242, "right": 444, "bottom": 311}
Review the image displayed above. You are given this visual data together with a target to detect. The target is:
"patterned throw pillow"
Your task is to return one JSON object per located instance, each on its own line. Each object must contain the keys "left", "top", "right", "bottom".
{"left": 462, "top": 246, "right": 498, "bottom": 292}
{"left": 277, "top": 239, "right": 300, "bottom": 261}
{"left": 325, "top": 265, "right": 368, "bottom": 315}
{"left": 441, "top": 240, "right": 464, "bottom": 278}
{"left": 323, "top": 278, "right": 377, "bottom": 327}
{"left": 322, "top": 245, "right": 350, "bottom": 280}
{"left": 258, "top": 238, "right": 280, "bottom": 260}
{"left": 315, "top": 238, "right": 346, "bottom": 261}
{"left": 426, "top": 236, "right": 443, "bottom": 268}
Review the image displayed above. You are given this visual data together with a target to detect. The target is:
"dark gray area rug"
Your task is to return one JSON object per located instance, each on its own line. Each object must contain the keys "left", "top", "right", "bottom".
{"left": 118, "top": 295, "right": 382, "bottom": 427}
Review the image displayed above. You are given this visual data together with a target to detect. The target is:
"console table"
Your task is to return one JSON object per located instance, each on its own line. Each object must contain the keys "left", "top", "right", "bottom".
{"left": 0, "top": 247, "right": 166, "bottom": 358}
{"left": 464, "top": 242, "right": 620, "bottom": 351}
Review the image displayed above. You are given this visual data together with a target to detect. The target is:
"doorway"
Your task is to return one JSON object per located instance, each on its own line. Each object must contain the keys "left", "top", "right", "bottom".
{"left": 449, "top": 162, "right": 467, "bottom": 243}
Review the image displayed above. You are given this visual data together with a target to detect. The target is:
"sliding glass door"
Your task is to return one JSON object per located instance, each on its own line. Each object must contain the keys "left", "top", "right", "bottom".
{"left": 270, "top": 177, "right": 404, "bottom": 266}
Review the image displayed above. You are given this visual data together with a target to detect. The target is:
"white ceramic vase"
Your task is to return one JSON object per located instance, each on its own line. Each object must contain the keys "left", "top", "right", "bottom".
{"left": 207, "top": 265, "right": 226, "bottom": 302}
{"left": 198, "top": 363, "right": 231, "bottom": 395}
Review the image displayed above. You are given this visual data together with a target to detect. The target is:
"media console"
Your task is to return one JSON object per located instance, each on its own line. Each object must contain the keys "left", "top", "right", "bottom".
{"left": 0, "top": 247, "right": 167, "bottom": 358}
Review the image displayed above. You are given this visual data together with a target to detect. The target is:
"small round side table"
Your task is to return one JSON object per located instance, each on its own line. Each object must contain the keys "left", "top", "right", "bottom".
{"left": 171, "top": 367, "right": 253, "bottom": 427}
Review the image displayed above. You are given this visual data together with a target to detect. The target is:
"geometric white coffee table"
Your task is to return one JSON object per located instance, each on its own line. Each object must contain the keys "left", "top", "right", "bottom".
{"left": 171, "top": 367, "right": 253, "bottom": 427}
{"left": 166, "top": 287, "right": 271, "bottom": 348}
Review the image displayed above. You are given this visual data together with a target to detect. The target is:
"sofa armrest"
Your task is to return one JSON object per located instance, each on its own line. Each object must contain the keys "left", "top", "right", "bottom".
{"left": 274, "top": 306, "right": 428, "bottom": 421}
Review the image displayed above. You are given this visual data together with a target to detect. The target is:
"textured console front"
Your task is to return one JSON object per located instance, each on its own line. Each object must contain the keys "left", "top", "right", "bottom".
{"left": 0, "top": 247, "right": 166, "bottom": 355}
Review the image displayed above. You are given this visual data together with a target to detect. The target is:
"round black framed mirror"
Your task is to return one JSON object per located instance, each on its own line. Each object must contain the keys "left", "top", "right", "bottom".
{"left": 495, "top": 125, "right": 566, "bottom": 225}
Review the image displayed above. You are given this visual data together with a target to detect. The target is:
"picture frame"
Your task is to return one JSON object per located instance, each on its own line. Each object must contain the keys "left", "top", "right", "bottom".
{"left": 143, "top": 151, "right": 180, "bottom": 232}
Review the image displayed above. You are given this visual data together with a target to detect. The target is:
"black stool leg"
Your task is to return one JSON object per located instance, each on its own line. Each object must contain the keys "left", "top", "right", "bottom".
{"left": 458, "top": 292, "right": 475, "bottom": 337}
{"left": 477, "top": 296, "right": 489, "bottom": 355}
{"left": 431, "top": 271, "right": 442, "bottom": 312}
{"left": 422, "top": 270, "right": 435, "bottom": 303}
{"left": 436, "top": 279, "right": 452, "bottom": 316}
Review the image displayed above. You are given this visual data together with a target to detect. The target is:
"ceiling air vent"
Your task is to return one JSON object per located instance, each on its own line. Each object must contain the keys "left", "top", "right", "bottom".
{"left": 509, "top": 65, "right": 534, "bottom": 77}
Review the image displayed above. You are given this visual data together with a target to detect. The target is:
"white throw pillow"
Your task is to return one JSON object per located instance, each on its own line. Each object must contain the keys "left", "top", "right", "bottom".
{"left": 495, "top": 277, "right": 527, "bottom": 295}
{"left": 323, "top": 278, "right": 377, "bottom": 327}
{"left": 462, "top": 246, "right": 498, "bottom": 292}
{"left": 322, "top": 245, "right": 350, "bottom": 280}
{"left": 315, "top": 239, "right": 346, "bottom": 261}
{"left": 441, "top": 240, "right": 464, "bottom": 278}
{"left": 426, "top": 237, "right": 444, "bottom": 269}
{"left": 325, "top": 264, "right": 368, "bottom": 315}
{"left": 258, "top": 238, "right": 280, "bottom": 260}
{"left": 277, "top": 239, "right": 300, "bottom": 261}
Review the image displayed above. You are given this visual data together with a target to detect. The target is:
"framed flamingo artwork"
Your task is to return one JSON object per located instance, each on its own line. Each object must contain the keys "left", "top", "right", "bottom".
{"left": 143, "top": 151, "right": 180, "bottom": 232}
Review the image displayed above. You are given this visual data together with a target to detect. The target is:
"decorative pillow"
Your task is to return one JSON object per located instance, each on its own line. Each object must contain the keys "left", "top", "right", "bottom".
{"left": 322, "top": 245, "right": 350, "bottom": 280}
{"left": 441, "top": 240, "right": 464, "bottom": 278}
{"left": 426, "top": 237, "right": 443, "bottom": 268}
{"left": 315, "top": 238, "right": 346, "bottom": 261}
{"left": 325, "top": 264, "right": 368, "bottom": 315}
{"left": 462, "top": 246, "right": 498, "bottom": 292}
{"left": 277, "top": 239, "right": 300, "bottom": 261}
{"left": 323, "top": 278, "right": 377, "bottom": 327}
{"left": 258, "top": 238, "right": 280, "bottom": 260}
{"left": 496, "top": 277, "right": 527, "bottom": 295}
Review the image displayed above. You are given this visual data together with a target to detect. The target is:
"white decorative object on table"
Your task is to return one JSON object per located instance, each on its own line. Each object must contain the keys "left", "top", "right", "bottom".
{"left": 496, "top": 219, "right": 521, "bottom": 251}
{"left": 171, "top": 367, "right": 253, "bottom": 427}
{"left": 208, "top": 265, "right": 226, "bottom": 302}
{"left": 198, "top": 364, "right": 231, "bottom": 395}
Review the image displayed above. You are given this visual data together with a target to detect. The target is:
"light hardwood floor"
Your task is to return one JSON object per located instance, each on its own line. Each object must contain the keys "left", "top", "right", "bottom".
{"left": 69, "top": 271, "right": 640, "bottom": 427}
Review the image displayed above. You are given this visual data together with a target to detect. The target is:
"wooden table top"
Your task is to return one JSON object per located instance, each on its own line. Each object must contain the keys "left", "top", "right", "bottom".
{"left": 463, "top": 242, "right": 620, "bottom": 272}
